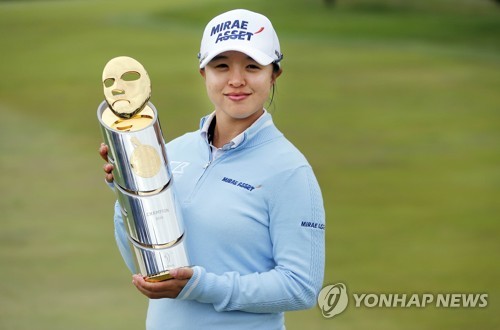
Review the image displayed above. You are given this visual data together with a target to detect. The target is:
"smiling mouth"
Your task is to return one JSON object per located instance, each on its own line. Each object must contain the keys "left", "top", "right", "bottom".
{"left": 225, "top": 93, "right": 250, "bottom": 101}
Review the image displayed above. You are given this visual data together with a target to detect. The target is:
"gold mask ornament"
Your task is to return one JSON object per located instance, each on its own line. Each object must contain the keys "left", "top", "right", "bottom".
{"left": 102, "top": 56, "right": 151, "bottom": 119}
{"left": 101, "top": 56, "right": 154, "bottom": 131}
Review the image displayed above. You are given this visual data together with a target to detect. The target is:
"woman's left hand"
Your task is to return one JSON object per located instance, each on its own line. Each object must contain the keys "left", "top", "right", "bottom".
{"left": 132, "top": 267, "right": 193, "bottom": 299}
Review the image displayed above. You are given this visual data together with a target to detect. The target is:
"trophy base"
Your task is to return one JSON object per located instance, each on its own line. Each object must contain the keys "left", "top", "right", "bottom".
{"left": 144, "top": 266, "right": 193, "bottom": 282}
{"left": 145, "top": 271, "right": 173, "bottom": 282}
{"left": 129, "top": 233, "right": 190, "bottom": 282}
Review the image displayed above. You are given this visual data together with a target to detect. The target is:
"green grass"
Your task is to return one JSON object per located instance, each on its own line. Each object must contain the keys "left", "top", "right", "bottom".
{"left": 1, "top": 0, "right": 499, "bottom": 329}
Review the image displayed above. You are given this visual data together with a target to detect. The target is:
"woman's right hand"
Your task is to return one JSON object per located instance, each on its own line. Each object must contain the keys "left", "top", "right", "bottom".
{"left": 99, "top": 143, "right": 114, "bottom": 183}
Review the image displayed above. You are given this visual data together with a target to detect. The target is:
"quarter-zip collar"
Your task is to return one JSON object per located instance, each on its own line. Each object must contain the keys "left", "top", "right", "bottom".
{"left": 199, "top": 109, "right": 282, "bottom": 151}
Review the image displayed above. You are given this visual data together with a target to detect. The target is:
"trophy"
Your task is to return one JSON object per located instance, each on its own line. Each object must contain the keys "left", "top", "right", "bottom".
{"left": 97, "top": 56, "right": 190, "bottom": 282}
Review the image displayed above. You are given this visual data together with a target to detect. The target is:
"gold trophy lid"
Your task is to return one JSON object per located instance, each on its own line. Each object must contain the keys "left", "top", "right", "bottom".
{"left": 102, "top": 56, "right": 151, "bottom": 119}
{"left": 100, "top": 104, "right": 155, "bottom": 132}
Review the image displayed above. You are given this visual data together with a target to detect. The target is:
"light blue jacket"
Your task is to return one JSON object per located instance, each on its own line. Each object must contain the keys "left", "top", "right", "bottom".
{"left": 113, "top": 112, "right": 326, "bottom": 329}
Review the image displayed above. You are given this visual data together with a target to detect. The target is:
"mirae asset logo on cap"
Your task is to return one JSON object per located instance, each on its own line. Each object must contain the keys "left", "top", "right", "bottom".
{"left": 210, "top": 20, "right": 264, "bottom": 44}
{"left": 318, "top": 283, "right": 489, "bottom": 319}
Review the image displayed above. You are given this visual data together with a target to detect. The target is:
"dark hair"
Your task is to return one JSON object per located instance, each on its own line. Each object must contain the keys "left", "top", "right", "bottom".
{"left": 268, "top": 63, "right": 281, "bottom": 108}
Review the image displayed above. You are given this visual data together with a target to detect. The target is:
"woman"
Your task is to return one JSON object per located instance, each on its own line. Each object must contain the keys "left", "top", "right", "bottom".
{"left": 100, "top": 9, "right": 325, "bottom": 330}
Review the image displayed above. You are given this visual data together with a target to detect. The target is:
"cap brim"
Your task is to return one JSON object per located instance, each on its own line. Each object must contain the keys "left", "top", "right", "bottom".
{"left": 199, "top": 43, "right": 274, "bottom": 68}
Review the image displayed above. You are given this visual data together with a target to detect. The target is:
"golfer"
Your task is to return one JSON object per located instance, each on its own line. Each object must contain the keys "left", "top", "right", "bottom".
{"left": 100, "top": 9, "right": 325, "bottom": 329}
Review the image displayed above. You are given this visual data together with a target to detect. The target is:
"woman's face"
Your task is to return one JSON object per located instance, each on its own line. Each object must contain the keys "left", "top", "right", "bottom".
{"left": 200, "top": 51, "right": 281, "bottom": 124}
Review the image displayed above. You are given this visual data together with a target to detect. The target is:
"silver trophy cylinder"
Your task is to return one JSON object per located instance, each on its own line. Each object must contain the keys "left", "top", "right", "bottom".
{"left": 115, "top": 182, "right": 184, "bottom": 246}
{"left": 97, "top": 101, "right": 170, "bottom": 192}
{"left": 97, "top": 99, "right": 190, "bottom": 282}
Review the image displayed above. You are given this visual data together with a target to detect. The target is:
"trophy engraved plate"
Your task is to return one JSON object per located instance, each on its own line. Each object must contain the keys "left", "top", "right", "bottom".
{"left": 97, "top": 56, "right": 190, "bottom": 282}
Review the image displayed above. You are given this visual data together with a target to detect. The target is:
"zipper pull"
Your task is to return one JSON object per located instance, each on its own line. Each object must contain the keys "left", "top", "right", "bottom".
{"left": 203, "top": 161, "right": 211, "bottom": 169}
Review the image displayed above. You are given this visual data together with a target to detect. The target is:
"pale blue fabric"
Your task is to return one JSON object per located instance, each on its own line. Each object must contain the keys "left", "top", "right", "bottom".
{"left": 113, "top": 112, "right": 325, "bottom": 329}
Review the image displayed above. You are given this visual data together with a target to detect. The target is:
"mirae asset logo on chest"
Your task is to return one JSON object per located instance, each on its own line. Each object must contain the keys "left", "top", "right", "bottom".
{"left": 221, "top": 176, "right": 257, "bottom": 191}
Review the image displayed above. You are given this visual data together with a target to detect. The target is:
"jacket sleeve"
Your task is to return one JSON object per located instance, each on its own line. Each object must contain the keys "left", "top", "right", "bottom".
{"left": 113, "top": 200, "right": 138, "bottom": 274}
{"left": 178, "top": 165, "right": 326, "bottom": 313}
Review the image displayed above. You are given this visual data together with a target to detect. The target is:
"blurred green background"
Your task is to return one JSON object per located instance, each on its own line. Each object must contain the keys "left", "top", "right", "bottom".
{"left": 1, "top": 0, "right": 499, "bottom": 329}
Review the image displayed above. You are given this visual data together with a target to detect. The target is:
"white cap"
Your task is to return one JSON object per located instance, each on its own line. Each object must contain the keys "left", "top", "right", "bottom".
{"left": 198, "top": 9, "right": 283, "bottom": 69}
